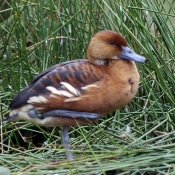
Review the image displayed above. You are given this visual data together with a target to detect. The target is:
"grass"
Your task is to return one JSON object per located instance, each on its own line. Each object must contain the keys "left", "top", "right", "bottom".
{"left": 0, "top": 0, "right": 175, "bottom": 174}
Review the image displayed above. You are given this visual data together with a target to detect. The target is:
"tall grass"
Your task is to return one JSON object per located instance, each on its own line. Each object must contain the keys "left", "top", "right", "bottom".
{"left": 0, "top": 0, "right": 175, "bottom": 174}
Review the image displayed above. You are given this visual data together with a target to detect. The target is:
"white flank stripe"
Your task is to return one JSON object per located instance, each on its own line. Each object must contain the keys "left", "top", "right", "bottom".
{"left": 81, "top": 84, "right": 99, "bottom": 90}
{"left": 64, "top": 97, "right": 82, "bottom": 102}
{"left": 57, "top": 90, "right": 74, "bottom": 97}
{"left": 28, "top": 95, "right": 48, "bottom": 103}
{"left": 46, "top": 86, "right": 74, "bottom": 97}
{"left": 60, "top": 82, "right": 80, "bottom": 96}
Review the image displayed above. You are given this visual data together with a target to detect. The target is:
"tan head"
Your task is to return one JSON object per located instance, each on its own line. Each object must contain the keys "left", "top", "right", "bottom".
{"left": 87, "top": 30, "right": 146, "bottom": 65}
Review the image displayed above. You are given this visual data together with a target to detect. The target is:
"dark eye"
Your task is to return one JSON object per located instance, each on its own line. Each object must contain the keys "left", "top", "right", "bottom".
{"left": 110, "top": 41, "right": 115, "bottom": 45}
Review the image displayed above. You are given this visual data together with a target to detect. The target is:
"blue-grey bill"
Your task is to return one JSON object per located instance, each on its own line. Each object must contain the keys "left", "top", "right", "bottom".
{"left": 118, "top": 46, "right": 147, "bottom": 63}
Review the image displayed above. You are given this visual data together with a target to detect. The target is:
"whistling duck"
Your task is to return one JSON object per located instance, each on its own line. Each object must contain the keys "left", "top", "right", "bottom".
{"left": 4, "top": 30, "right": 146, "bottom": 161}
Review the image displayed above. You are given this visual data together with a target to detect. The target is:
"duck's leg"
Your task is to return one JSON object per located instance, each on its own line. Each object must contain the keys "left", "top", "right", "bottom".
{"left": 62, "top": 126, "right": 74, "bottom": 161}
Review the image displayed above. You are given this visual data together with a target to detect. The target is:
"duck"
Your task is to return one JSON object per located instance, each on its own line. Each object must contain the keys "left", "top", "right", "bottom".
{"left": 4, "top": 30, "right": 146, "bottom": 161}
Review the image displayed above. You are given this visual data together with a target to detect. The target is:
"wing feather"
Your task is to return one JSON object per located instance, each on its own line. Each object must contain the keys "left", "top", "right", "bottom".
{"left": 9, "top": 59, "right": 104, "bottom": 111}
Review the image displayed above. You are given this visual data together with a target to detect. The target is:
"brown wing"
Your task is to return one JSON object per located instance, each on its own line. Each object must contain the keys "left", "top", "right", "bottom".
{"left": 9, "top": 59, "right": 105, "bottom": 112}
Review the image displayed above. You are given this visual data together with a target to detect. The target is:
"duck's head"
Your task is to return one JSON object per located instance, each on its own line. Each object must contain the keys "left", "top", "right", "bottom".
{"left": 87, "top": 30, "right": 146, "bottom": 65}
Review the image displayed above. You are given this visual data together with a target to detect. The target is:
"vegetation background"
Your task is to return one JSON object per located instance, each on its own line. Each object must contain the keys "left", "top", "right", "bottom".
{"left": 0, "top": 0, "right": 175, "bottom": 174}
